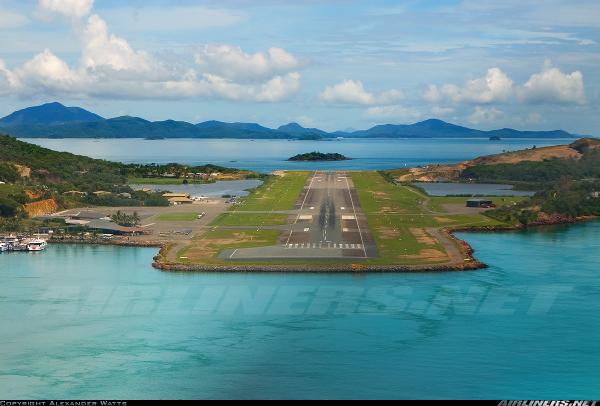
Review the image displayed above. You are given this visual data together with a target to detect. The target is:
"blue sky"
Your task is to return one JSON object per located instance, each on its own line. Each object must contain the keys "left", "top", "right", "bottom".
{"left": 1, "top": 0, "right": 599, "bottom": 134}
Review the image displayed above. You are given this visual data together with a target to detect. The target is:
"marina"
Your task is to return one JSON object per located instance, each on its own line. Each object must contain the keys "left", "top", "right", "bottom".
{"left": 0, "top": 235, "right": 48, "bottom": 252}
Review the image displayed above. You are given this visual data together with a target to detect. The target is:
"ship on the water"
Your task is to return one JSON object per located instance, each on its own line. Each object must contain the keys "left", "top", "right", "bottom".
{"left": 0, "top": 236, "right": 48, "bottom": 252}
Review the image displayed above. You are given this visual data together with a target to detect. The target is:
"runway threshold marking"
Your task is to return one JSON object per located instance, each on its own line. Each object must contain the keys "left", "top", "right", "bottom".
{"left": 285, "top": 171, "right": 317, "bottom": 246}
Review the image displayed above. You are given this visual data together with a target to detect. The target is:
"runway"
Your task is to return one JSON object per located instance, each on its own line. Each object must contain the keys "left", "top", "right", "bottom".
{"left": 221, "top": 171, "right": 377, "bottom": 260}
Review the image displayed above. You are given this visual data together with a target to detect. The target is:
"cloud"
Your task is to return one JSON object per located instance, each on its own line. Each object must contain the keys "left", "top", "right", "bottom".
{"left": 365, "top": 105, "right": 421, "bottom": 121}
{"left": 424, "top": 68, "right": 513, "bottom": 104}
{"left": 0, "top": 62, "right": 13, "bottom": 96}
{"left": 14, "top": 49, "right": 89, "bottom": 95}
{"left": 518, "top": 62, "right": 585, "bottom": 104}
{"left": 431, "top": 106, "right": 454, "bottom": 116}
{"left": 256, "top": 72, "right": 301, "bottom": 102}
{"left": 319, "top": 80, "right": 403, "bottom": 105}
{"left": 1, "top": 6, "right": 301, "bottom": 102}
{"left": 195, "top": 45, "right": 299, "bottom": 82}
{"left": 469, "top": 106, "right": 503, "bottom": 124}
{"left": 37, "top": 0, "right": 94, "bottom": 19}
{"left": 81, "top": 15, "right": 152, "bottom": 73}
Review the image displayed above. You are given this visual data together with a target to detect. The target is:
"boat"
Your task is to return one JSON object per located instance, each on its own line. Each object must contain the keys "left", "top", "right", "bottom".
{"left": 26, "top": 238, "right": 48, "bottom": 252}
{"left": 0, "top": 242, "right": 7, "bottom": 252}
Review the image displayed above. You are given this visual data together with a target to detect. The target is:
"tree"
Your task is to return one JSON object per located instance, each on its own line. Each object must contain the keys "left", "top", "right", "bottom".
{"left": 132, "top": 212, "right": 141, "bottom": 226}
{"left": 111, "top": 210, "right": 141, "bottom": 227}
{"left": 0, "top": 197, "right": 18, "bottom": 217}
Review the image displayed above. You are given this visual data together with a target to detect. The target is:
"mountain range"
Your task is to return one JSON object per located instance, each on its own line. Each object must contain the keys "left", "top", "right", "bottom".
{"left": 0, "top": 102, "right": 581, "bottom": 140}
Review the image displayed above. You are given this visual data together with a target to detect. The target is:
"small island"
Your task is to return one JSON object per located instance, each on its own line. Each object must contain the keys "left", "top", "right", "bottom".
{"left": 288, "top": 152, "right": 350, "bottom": 161}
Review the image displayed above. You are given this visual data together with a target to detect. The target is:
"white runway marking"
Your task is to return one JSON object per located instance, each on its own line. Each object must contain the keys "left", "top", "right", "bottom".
{"left": 345, "top": 174, "right": 368, "bottom": 258}
{"left": 285, "top": 171, "right": 317, "bottom": 246}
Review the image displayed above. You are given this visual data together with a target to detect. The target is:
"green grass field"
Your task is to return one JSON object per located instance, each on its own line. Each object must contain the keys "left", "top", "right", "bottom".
{"left": 171, "top": 171, "right": 521, "bottom": 267}
{"left": 352, "top": 172, "right": 509, "bottom": 265}
{"left": 177, "top": 228, "right": 282, "bottom": 265}
{"left": 173, "top": 172, "right": 310, "bottom": 264}
{"left": 234, "top": 171, "right": 310, "bottom": 211}
{"left": 427, "top": 194, "right": 527, "bottom": 212}
{"left": 212, "top": 212, "right": 290, "bottom": 227}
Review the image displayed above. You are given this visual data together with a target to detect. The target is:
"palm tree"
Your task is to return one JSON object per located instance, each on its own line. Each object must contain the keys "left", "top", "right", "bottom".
{"left": 132, "top": 212, "right": 141, "bottom": 226}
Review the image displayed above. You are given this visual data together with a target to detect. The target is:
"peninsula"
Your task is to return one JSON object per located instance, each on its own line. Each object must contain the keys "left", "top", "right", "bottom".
{"left": 2, "top": 136, "right": 599, "bottom": 272}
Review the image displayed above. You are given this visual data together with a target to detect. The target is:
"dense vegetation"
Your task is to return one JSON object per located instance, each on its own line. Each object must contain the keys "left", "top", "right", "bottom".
{"left": 462, "top": 153, "right": 600, "bottom": 184}
{"left": 0, "top": 162, "right": 19, "bottom": 183}
{"left": 486, "top": 180, "right": 600, "bottom": 225}
{"left": 288, "top": 152, "right": 350, "bottom": 161}
{"left": 0, "top": 135, "right": 251, "bottom": 221}
{"left": 111, "top": 211, "right": 141, "bottom": 227}
{"left": 462, "top": 144, "right": 600, "bottom": 224}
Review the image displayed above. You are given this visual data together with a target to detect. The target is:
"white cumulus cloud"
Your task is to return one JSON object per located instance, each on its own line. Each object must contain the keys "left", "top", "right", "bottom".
{"left": 0, "top": 5, "right": 301, "bottom": 103}
{"left": 256, "top": 72, "right": 301, "bottom": 102}
{"left": 469, "top": 106, "right": 503, "bottom": 124}
{"left": 15, "top": 49, "right": 89, "bottom": 95}
{"left": 424, "top": 68, "right": 513, "bottom": 104}
{"left": 319, "top": 80, "right": 403, "bottom": 105}
{"left": 0, "top": 59, "right": 19, "bottom": 96}
{"left": 195, "top": 45, "right": 299, "bottom": 82}
{"left": 81, "top": 15, "right": 152, "bottom": 73}
{"left": 37, "top": 0, "right": 94, "bottom": 19}
{"left": 365, "top": 104, "right": 421, "bottom": 121}
{"left": 518, "top": 62, "right": 585, "bottom": 105}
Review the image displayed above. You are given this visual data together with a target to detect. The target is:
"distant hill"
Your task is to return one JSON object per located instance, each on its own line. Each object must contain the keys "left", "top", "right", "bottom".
{"left": 278, "top": 122, "right": 328, "bottom": 136}
{"left": 0, "top": 102, "right": 104, "bottom": 127}
{"left": 195, "top": 120, "right": 289, "bottom": 138}
{"left": 0, "top": 102, "right": 582, "bottom": 139}
{"left": 391, "top": 137, "right": 600, "bottom": 183}
{"left": 336, "top": 119, "right": 574, "bottom": 139}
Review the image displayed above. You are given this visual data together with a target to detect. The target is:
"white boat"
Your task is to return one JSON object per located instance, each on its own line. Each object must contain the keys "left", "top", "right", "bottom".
{"left": 0, "top": 242, "right": 7, "bottom": 252}
{"left": 26, "top": 238, "right": 47, "bottom": 252}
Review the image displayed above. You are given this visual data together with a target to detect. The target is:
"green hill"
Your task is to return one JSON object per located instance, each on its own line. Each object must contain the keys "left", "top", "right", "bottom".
{"left": 0, "top": 135, "right": 250, "bottom": 223}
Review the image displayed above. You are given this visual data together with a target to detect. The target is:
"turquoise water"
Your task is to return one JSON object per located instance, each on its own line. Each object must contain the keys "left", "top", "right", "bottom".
{"left": 1, "top": 222, "right": 599, "bottom": 399}
{"left": 23, "top": 138, "right": 571, "bottom": 172}
{"left": 131, "top": 179, "right": 263, "bottom": 197}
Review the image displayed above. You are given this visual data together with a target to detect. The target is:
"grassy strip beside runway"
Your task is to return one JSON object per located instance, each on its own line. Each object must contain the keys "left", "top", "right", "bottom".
{"left": 212, "top": 212, "right": 290, "bottom": 227}
{"left": 169, "top": 171, "right": 520, "bottom": 268}
{"left": 234, "top": 171, "right": 310, "bottom": 211}
{"left": 352, "top": 172, "right": 506, "bottom": 266}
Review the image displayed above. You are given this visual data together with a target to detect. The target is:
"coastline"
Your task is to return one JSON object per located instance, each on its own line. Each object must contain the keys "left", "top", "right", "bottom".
{"left": 46, "top": 215, "right": 598, "bottom": 273}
